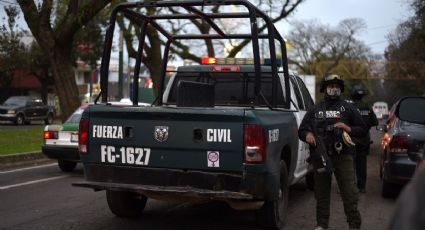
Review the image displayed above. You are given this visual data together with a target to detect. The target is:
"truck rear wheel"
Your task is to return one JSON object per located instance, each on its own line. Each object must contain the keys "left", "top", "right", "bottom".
{"left": 58, "top": 160, "right": 77, "bottom": 172}
{"left": 257, "top": 160, "right": 288, "bottom": 229}
{"left": 106, "top": 190, "right": 147, "bottom": 218}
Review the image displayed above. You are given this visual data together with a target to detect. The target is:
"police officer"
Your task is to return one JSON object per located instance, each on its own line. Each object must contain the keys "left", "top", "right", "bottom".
{"left": 350, "top": 84, "right": 378, "bottom": 193}
{"left": 298, "top": 74, "right": 367, "bottom": 230}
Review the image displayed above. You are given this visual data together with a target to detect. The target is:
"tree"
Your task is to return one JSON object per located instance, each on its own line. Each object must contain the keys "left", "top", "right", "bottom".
{"left": 287, "top": 18, "right": 370, "bottom": 76}
{"left": 384, "top": 0, "right": 425, "bottom": 99}
{"left": 0, "top": 5, "right": 26, "bottom": 90}
{"left": 285, "top": 18, "right": 375, "bottom": 100}
{"left": 17, "top": 0, "right": 113, "bottom": 120}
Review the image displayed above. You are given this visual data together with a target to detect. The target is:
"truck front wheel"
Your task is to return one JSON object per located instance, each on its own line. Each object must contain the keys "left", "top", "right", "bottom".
{"left": 257, "top": 160, "right": 288, "bottom": 229}
{"left": 106, "top": 190, "right": 147, "bottom": 218}
{"left": 15, "top": 114, "right": 25, "bottom": 125}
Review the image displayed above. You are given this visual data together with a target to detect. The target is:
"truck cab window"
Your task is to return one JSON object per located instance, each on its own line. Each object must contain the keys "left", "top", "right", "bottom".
{"left": 168, "top": 71, "right": 285, "bottom": 107}
{"left": 290, "top": 76, "right": 305, "bottom": 110}
{"left": 296, "top": 77, "right": 315, "bottom": 109}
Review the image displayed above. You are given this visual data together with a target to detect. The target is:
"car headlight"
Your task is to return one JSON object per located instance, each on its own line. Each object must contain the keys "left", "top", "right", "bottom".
{"left": 7, "top": 110, "right": 15, "bottom": 114}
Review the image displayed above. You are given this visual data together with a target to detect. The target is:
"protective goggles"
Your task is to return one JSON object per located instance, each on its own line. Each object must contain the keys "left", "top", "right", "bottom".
{"left": 324, "top": 74, "right": 342, "bottom": 81}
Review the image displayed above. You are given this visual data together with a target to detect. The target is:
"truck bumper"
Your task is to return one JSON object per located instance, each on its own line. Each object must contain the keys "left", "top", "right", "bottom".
{"left": 73, "top": 181, "right": 253, "bottom": 200}
{"left": 0, "top": 114, "right": 17, "bottom": 122}
{"left": 73, "top": 164, "right": 274, "bottom": 201}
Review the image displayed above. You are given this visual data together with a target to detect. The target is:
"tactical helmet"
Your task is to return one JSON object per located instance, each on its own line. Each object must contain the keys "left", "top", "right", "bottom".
{"left": 350, "top": 84, "right": 367, "bottom": 99}
{"left": 319, "top": 74, "right": 344, "bottom": 93}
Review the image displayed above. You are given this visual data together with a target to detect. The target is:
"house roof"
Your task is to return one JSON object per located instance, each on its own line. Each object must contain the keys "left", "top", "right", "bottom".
{"left": 7, "top": 69, "right": 42, "bottom": 89}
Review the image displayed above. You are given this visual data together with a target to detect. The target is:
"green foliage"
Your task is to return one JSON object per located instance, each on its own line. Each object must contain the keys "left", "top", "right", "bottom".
{"left": 71, "top": 3, "right": 112, "bottom": 68}
{"left": 0, "top": 5, "right": 52, "bottom": 89}
{"left": 385, "top": 0, "right": 425, "bottom": 97}
{"left": 0, "top": 5, "right": 27, "bottom": 88}
{"left": 0, "top": 127, "right": 44, "bottom": 155}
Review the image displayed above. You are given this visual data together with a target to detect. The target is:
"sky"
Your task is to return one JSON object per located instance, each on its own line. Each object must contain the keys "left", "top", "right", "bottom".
{"left": 281, "top": 0, "right": 413, "bottom": 55}
{"left": 0, "top": 0, "right": 413, "bottom": 56}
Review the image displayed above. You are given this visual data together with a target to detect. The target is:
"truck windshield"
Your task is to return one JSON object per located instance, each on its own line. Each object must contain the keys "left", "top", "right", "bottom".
{"left": 167, "top": 72, "right": 284, "bottom": 107}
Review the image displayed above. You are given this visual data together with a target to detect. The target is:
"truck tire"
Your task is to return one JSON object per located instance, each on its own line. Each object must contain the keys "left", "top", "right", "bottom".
{"left": 15, "top": 114, "right": 25, "bottom": 125}
{"left": 58, "top": 160, "right": 77, "bottom": 172}
{"left": 45, "top": 113, "right": 54, "bottom": 124}
{"left": 257, "top": 160, "right": 288, "bottom": 229}
{"left": 106, "top": 190, "right": 147, "bottom": 218}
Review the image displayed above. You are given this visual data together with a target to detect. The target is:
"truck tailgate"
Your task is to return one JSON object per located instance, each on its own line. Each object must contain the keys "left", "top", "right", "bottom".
{"left": 84, "top": 105, "right": 245, "bottom": 172}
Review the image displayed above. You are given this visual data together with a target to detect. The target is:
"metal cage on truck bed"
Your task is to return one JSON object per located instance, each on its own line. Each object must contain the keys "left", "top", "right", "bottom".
{"left": 97, "top": 0, "right": 291, "bottom": 108}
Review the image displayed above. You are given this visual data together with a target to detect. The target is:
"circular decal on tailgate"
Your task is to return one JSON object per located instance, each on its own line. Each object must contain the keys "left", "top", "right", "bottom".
{"left": 207, "top": 151, "right": 219, "bottom": 167}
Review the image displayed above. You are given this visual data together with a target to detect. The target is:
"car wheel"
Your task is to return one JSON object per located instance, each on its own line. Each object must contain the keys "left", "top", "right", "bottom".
{"left": 15, "top": 114, "right": 25, "bottom": 125}
{"left": 44, "top": 113, "right": 53, "bottom": 125}
{"left": 257, "top": 160, "right": 288, "bottom": 229}
{"left": 305, "top": 171, "right": 315, "bottom": 191}
{"left": 106, "top": 190, "right": 147, "bottom": 218}
{"left": 382, "top": 179, "right": 400, "bottom": 198}
{"left": 58, "top": 160, "right": 77, "bottom": 172}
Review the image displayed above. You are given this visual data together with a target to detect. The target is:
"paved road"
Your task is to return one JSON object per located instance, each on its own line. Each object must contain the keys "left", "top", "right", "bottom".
{"left": 0, "top": 130, "right": 397, "bottom": 230}
{"left": 285, "top": 129, "right": 396, "bottom": 230}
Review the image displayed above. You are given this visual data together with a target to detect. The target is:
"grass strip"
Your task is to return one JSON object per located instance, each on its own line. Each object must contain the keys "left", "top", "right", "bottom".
{"left": 0, "top": 127, "right": 44, "bottom": 155}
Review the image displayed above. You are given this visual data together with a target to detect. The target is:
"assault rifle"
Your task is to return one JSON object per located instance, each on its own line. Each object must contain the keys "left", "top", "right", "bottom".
{"left": 311, "top": 122, "right": 334, "bottom": 175}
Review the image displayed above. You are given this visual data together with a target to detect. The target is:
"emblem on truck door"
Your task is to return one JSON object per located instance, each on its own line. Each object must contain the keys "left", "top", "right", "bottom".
{"left": 154, "top": 126, "right": 169, "bottom": 142}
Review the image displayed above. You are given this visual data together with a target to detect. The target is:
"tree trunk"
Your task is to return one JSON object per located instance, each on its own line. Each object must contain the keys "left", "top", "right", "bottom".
{"left": 146, "top": 26, "right": 163, "bottom": 96}
{"left": 48, "top": 48, "right": 80, "bottom": 121}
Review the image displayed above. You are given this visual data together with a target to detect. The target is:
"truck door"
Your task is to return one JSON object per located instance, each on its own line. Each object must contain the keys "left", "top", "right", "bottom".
{"left": 288, "top": 75, "right": 310, "bottom": 183}
{"left": 25, "top": 100, "right": 37, "bottom": 119}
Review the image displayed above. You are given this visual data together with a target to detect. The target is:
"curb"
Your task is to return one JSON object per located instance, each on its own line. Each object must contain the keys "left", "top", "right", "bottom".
{"left": 0, "top": 151, "right": 53, "bottom": 169}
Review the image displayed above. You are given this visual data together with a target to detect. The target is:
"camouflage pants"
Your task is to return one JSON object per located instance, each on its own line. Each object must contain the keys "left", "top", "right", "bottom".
{"left": 313, "top": 154, "right": 361, "bottom": 229}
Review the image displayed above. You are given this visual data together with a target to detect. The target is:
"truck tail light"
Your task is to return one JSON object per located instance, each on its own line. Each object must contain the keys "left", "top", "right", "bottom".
{"left": 244, "top": 124, "right": 266, "bottom": 163}
{"left": 79, "top": 118, "right": 89, "bottom": 155}
{"left": 388, "top": 135, "right": 408, "bottom": 154}
{"left": 44, "top": 131, "right": 58, "bottom": 140}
